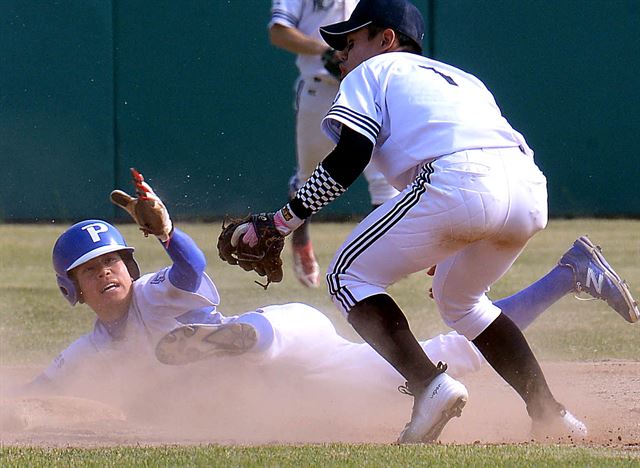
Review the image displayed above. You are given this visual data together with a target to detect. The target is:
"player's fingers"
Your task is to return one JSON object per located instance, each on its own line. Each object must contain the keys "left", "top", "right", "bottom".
{"left": 130, "top": 167, "right": 144, "bottom": 182}
{"left": 130, "top": 168, "right": 156, "bottom": 199}
{"left": 135, "top": 181, "right": 155, "bottom": 199}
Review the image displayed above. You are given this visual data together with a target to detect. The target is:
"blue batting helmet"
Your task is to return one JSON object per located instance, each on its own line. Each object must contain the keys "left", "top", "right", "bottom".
{"left": 52, "top": 220, "right": 141, "bottom": 305}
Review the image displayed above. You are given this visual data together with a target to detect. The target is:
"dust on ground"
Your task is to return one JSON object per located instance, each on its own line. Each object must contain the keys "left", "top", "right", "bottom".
{"left": 1, "top": 361, "right": 638, "bottom": 448}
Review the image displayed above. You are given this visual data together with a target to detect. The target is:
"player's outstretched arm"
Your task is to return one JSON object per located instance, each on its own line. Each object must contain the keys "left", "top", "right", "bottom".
{"left": 110, "top": 168, "right": 206, "bottom": 292}
{"left": 164, "top": 228, "right": 206, "bottom": 292}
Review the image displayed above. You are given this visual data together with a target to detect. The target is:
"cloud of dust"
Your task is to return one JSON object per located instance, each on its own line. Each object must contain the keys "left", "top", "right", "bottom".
{"left": 1, "top": 358, "right": 411, "bottom": 444}
{"left": 2, "top": 360, "right": 631, "bottom": 445}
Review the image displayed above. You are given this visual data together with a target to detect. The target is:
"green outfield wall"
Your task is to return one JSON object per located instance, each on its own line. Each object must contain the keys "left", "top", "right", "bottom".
{"left": 2, "top": 1, "right": 638, "bottom": 222}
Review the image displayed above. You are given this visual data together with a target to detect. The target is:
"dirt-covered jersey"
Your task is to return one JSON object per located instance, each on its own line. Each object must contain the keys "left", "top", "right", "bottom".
{"left": 322, "top": 52, "right": 532, "bottom": 190}
{"left": 43, "top": 269, "right": 221, "bottom": 385}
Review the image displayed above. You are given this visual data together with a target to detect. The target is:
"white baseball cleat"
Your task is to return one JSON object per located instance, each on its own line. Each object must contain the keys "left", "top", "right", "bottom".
{"left": 397, "top": 366, "right": 468, "bottom": 444}
{"left": 531, "top": 408, "right": 588, "bottom": 440}
{"left": 292, "top": 241, "right": 320, "bottom": 288}
{"left": 155, "top": 322, "right": 257, "bottom": 365}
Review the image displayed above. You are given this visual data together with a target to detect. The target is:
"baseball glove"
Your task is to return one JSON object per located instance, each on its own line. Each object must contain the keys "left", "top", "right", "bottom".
{"left": 110, "top": 168, "right": 173, "bottom": 242}
{"left": 321, "top": 48, "right": 341, "bottom": 80}
{"left": 217, "top": 213, "right": 285, "bottom": 289}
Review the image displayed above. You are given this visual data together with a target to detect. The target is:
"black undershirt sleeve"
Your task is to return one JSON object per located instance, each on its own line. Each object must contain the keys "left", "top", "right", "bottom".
{"left": 322, "top": 125, "right": 374, "bottom": 187}
{"left": 289, "top": 125, "right": 374, "bottom": 219}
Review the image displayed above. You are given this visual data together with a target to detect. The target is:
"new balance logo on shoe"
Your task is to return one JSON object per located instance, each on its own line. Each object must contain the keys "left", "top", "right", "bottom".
{"left": 586, "top": 267, "right": 604, "bottom": 295}
{"left": 559, "top": 236, "right": 639, "bottom": 323}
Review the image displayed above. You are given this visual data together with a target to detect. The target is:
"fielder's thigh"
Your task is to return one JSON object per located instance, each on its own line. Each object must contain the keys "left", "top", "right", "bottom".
{"left": 326, "top": 174, "right": 470, "bottom": 315}
{"left": 431, "top": 148, "right": 548, "bottom": 339}
{"left": 431, "top": 239, "right": 526, "bottom": 340}
{"left": 326, "top": 148, "right": 547, "bottom": 317}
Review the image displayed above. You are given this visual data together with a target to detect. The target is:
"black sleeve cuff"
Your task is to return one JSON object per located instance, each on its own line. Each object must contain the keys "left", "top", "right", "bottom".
{"left": 289, "top": 197, "right": 313, "bottom": 219}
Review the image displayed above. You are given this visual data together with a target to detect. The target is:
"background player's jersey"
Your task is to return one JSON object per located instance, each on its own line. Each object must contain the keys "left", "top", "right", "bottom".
{"left": 269, "top": 0, "right": 356, "bottom": 77}
{"left": 43, "top": 269, "right": 221, "bottom": 385}
{"left": 322, "top": 52, "right": 533, "bottom": 190}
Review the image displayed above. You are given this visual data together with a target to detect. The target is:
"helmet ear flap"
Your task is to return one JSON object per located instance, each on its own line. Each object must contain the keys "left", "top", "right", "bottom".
{"left": 119, "top": 251, "right": 141, "bottom": 280}
{"left": 56, "top": 275, "right": 79, "bottom": 305}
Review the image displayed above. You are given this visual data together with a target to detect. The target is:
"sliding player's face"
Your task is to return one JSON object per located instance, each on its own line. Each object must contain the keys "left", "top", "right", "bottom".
{"left": 73, "top": 252, "right": 133, "bottom": 321}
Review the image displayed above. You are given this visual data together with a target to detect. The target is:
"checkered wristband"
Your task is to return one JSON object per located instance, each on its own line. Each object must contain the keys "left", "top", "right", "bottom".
{"left": 296, "top": 164, "right": 346, "bottom": 214}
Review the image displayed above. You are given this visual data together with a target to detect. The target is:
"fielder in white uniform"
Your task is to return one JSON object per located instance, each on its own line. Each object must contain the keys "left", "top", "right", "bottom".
{"left": 234, "top": 0, "right": 638, "bottom": 443}
{"left": 20, "top": 175, "right": 637, "bottom": 442}
{"left": 269, "top": 0, "right": 399, "bottom": 288}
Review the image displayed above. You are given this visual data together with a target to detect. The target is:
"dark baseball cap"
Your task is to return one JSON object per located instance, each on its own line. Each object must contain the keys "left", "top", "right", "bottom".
{"left": 319, "top": 0, "right": 424, "bottom": 52}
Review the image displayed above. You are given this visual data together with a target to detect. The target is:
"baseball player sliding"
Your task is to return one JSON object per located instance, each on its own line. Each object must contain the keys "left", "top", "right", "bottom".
{"left": 269, "top": 0, "right": 399, "bottom": 288}
{"left": 220, "top": 0, "right": 640, "bottom": 443}
{"left": 14, "top": 170, "right": 637, "bottom": 443}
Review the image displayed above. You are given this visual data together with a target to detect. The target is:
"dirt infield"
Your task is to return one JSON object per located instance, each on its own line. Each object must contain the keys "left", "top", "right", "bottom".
{"left": 1, "top": 361, "right": 638, "bottom": 447}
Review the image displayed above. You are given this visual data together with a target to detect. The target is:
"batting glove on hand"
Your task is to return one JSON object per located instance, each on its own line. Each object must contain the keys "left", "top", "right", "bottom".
{"left": 110, "top": 168, "right": 173, "bottom": 242}
{"left": 321, "top": 48, "right": 342, "bottom": 80}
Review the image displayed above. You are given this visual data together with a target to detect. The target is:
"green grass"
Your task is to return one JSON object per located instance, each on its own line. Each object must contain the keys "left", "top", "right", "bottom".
{"left": 1, "top": 219, "right": 639, "bottom": 464}
{"left": 2, "top": 219, "right": 637, "bottom": 365}
{"left": 2, "top": 443, "right": 639, "bottom": 467}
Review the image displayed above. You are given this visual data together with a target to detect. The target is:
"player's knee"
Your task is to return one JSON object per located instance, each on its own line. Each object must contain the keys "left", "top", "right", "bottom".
{"left": 326, "top": 277, "right": 350, "bottom": 317}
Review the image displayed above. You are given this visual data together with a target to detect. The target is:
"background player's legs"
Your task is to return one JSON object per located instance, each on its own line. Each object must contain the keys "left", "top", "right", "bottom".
{"left": 291, "top": 77, "right": 338, "bottom": 288}
{"left": 294, "top": 78, "right": 336, "bottom": 181}
{"left": 290, "top": 220, "right": 311, "bottom": 247}
{"left": 288, "top": 173, "right": 312, "bottom": 247}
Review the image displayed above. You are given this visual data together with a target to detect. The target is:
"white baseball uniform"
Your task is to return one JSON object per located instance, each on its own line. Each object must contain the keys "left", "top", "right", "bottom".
{"left": 43, "top": 268, "right": 485, "bottom": 413}
{"left": 322, "top": 53, "right": 548, "bottom": 339}
{"left": 43, "top": 268, "right": 222, "bottom": 386}
{"left": 269, "top": 0, "right": 399, "bottom": 205}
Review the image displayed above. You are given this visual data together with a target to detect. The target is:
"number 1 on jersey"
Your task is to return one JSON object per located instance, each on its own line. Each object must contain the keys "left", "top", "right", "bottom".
{"left": 419, "top": 66, "right": 458, "bottom": 86}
